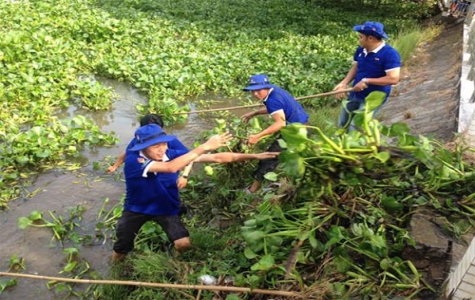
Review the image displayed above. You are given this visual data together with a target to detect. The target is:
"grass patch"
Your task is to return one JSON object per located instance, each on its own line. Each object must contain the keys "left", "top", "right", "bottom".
{"left": 392, "top": 24, "right": 443, "bottom": 63}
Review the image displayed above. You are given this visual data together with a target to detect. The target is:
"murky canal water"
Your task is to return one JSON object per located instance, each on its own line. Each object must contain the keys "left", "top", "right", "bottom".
{"left": 0, "top": 79, "right": 252, "bottom": 299}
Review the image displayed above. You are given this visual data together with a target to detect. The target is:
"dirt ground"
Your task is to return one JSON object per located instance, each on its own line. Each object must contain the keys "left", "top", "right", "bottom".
{"left": 379, "top": 17, "right": 464, "bottom": 141}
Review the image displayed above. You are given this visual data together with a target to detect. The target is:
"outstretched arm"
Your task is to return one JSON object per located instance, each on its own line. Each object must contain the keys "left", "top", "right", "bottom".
{"left": 148, "top": 133, "right": 233, "bottom": 173}
{"left": 194, "top": 152, "right": 279, "bottom": 163}
{"left": 248, "top": 111, "right": 286, "bottom": 144}
{"left": 241, "top": 107, "right": 268, "bottom": 123}
{"left": 107, "top": 151, "right": 126, "bottom": 173}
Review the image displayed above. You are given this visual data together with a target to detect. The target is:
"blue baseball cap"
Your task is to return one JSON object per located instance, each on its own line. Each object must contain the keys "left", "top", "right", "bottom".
{"left": 243, "top": 74, "right": 274, "bottom": 91}
{"left": 353, "top": 21, "right": 389, "bottom": 39}
{"left": 129, "top": 124, "right": 176, "bottom": 152}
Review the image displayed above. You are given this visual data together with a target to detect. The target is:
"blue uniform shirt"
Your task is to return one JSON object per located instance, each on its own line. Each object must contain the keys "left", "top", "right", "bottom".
{"left": 264, "top": 86, "right": 309, "bottom": 124}
{"left": 349, "top": 42, "right": 401, "bottom": 102}
{"left": 125, "top": 136, "right": 189, "bottom": 185}
{"left": 123, "top": 149, "right": 188, "bottom": 215}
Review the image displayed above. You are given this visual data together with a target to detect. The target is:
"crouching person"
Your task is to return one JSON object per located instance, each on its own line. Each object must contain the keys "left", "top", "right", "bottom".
{"left": 112, "top": 124, "right": 279, "bottom": 261}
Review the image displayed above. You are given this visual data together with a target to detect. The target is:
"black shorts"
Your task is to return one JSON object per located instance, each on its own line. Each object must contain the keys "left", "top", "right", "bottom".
{"left": 252, "top": 137, "right": 284, "bottom": 181}
{"left": 113, "top": 210, "right": 189, "bottom": 254}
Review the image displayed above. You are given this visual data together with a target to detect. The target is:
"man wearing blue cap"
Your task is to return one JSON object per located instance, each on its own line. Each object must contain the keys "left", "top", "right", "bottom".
{"left": 333, "top": 21, "right": 401, "bottom": 130}
{"left": 112, "top": 124, "right": 279, "bottom": 261}
{"left": 241, "top": 74, "right": 309, "bottom": 193}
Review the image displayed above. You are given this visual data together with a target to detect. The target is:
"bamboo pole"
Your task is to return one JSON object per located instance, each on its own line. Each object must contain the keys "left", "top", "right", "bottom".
{"left": 0, "top": 272, "right": 298, "bottom": 297}
{"left": 173, "top": 88, "right": 353, "bottom": 115}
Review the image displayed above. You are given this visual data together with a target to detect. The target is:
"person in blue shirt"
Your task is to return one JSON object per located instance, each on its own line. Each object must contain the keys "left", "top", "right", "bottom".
{"left": 112, "top": 124, "right": 279, "bottom": 261}
{"left": 333, "top": 21, "right": 401, "bottom": 131}
{"left": 241, "top": 74, "right": 309, "bottom": 193}
{"left": 107, "top": 113, "right": 192, "bottom": 189}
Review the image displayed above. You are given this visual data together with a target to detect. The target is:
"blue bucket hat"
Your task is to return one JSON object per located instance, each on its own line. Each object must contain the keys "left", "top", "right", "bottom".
{"left": 243, "top": 74, "right": 274, "bottom": 91}
{"left": 353, "top": 21, "right": 389, "bottom": 39}
{"left": 129, "top": 124, "right": 176, "bottom": 152}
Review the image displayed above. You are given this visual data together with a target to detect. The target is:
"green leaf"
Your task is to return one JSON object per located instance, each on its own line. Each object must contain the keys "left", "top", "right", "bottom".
{"left": 244, "top": 247, "right": 257, "bottom": 259}
{"left": 18, "top": 217, "right": 33, "bottom": 229}
{"left": 242, "top": 230, "right": 265, "bottom": 244}
{"left": 280, "top": 152, "right": 305, "bottom": 177}
{"left": 381, "top": 197, "right": 403, "bottom": 213}
{"left": 0, "top": 278, "right": 16, "bottom": 292}
{"left": 250, "top": 254, "right": 275, "bottom": 271}
{"left": 28, "top": 211, "right": 43, "bottom": 221}
{"left": 263, "top": 172, "right": 278, "bottom": 181}
{"left": 365, "top": 91, "right": 386, "bottom": 111}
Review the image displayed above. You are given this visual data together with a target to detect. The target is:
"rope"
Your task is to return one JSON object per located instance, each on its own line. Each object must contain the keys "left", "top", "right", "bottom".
{"left": 173, "top": 88, "right": 353, "bottom": 115}
{"left": 0, "top": 272, "right": 298, "bottom": 297}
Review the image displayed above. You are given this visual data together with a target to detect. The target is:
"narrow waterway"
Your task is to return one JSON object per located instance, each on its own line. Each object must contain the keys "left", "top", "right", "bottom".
{"left": 0, "top": 78, "right": 252, "bottom": 299}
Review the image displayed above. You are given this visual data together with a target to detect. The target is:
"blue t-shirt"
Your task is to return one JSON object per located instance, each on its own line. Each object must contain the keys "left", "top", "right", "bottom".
{"left": 264, "top": 86, "right": 309, "bottom": 124}
{"left": 349, "top": 43, "right": 401, "bottom": 102}
{"left": 123, "top": 149, "right": 188, "bottom": 215}
{"left": 125, "top": 136, "right": 189, "bottom": 185}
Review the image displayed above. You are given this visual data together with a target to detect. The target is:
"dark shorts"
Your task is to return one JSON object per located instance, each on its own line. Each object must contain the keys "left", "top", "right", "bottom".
{"left": 252, "top": 136, "right": 284, "bottom": 181}
{"left": 113, "top": 210, "right": 189, "bottom": 254}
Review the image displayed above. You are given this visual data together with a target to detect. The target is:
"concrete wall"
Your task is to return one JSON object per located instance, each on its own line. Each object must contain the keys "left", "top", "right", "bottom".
{"left": 458, "top": 4, "right": 475, "bottom": 136}
{"left": 446, "top": 236, "right": 475, "bottom": 299}
{"left": 444, "top": 3, "right": 475, "bottom": 298}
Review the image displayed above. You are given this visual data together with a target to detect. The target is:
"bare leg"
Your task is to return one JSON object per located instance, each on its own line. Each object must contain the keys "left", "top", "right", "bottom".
{"left": 174, "top": 237, "right": 191, "bottom": 253}
{"left": 111, "top": 250, "right": 127, "bottom": 262}
{"left": 248, "top": 180, "right": 261, "bottom": 193}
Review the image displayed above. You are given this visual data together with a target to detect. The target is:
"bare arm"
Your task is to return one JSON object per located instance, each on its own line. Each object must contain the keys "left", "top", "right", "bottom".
{"left": 177, "top": 162, "right": 194, "bottom": 189}
{"left": 333, "top": 63, "right": 357, "bottom": 99}
{"left": 363, "top": 68, "right": 400, "bottom": 86}
{"left": 194, "top": 152, "right": 280, "bottom": 163}
{"left": 107, "top": 151, "right": 126, "bottom": 173}
{"left": 248, "top": 111, "right": 286, "bottom": 144}
{"left": 147, "top": 133, "right": 232, "bottom": 173}
{"left": 241, "top": 107, "right": 268, "bottom": 123}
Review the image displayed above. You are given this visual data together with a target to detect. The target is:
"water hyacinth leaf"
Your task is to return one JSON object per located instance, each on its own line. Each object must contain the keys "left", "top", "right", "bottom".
{"left": 365, "top": 91, "right": 386, "bottom": 112}
{"left": 333, "top": 255, "right": 351, "bottom": 273}
{"left": 204, "top": 165, "right": 214, "bottom": 176}
{"left": 280, "top": 124, "right": 308, "bottom": 150}
{"left": 18, "top": 217, "right": 33, "bottom": 229}
{"left": 35, "top": 149, "right": 52, "bottom": 158}
{"left": 325, "top": 225, "right": 345, "bottom": 247}
{"left": 244, "top": 247, "right": 258, "bottom": 259}
{"left": 250, "top": 254, "right": 275, "bottom": 271}
{"left": 263, "top": 172, "right": 278, "bottom": 181}
{"left": 280, "top": 151, "right": 305, "bottom": 177}
{"left": 29, "top": 210, "right": 43, "bottom": 221}
{"left": 380, "top": 258, "right": 391, "bottom": 270}
{"left": 351, "top": 223, "right": 364, "bottom": 237}
{"left": 381, "top": 197, "right": 404, "bottom": 213}
{"left": 61, "top": 261, "right": 78, "bottom": 273}
{"left": 242, "top": 230, "right": 265, "bottom": 244}
{"left": 374, "top": 151, "right": 390, "bottom": 163}
{"left": 16, "top": 156, "right": 29, "bottom": 165}
{"left": 388, "top": 122, "right": 411, "bottom": 137}
{"left": 0, "top": 278, "right": 16, "bottom": 292}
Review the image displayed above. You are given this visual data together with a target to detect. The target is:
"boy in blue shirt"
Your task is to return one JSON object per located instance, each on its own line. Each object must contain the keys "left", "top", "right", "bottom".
{"left": 112, "top": 124, "right": 279, "bottom": 261}
{"left": 333, "top": 21, "right": 401, "bottom": 131}
{"left": 241, "top": 74, "right": 309, "bottom": 193}
{"left": 107, "top": 113, "right": 192, "bottom": 189}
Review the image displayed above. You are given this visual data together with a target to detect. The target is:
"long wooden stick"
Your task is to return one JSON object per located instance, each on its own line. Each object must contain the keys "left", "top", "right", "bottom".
{"left": 0, "top": 272, "right": 298, "bottom": 297}
{"left": 173, "top": 88, "right": 353, "bottom": 115}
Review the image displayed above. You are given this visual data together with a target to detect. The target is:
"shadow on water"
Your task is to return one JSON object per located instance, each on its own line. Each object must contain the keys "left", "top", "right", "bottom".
{"left": 0, "top": 79, "right": 253, "bottom": 299}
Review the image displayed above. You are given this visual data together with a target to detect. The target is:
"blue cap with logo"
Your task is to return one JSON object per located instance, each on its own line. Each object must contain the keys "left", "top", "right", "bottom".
{"left": 129, "top": 124, "right": 176, "bottom": 152}
{"left": 243, "top": 74, "right": 274, "bottom": 91}
{"left": 353, "top": 21, "right": 389, "bottom": 39}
